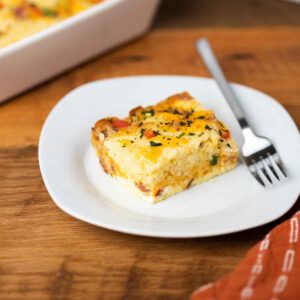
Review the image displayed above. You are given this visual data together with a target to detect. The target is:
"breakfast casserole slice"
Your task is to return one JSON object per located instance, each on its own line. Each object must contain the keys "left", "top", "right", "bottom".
{"left": 91, "top": 92, "right": 238, "bottom": 203}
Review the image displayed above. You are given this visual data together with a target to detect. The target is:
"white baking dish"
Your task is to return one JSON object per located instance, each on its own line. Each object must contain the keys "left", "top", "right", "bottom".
{"left": 0, "top": 0, "right": 160, "bottom": 103}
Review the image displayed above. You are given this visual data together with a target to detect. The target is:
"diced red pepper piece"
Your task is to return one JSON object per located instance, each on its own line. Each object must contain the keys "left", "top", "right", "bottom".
{"left": 111, "top": 119, "right": 130, "bottom": 129}
{"left": 144, "top": 129, "right": 156, "bottom": 138}
{"left": 221, "top": 130, "right": 230, "bottom": 139}
{"left": 30, "top": 5, "right": 42, "bottom": 16}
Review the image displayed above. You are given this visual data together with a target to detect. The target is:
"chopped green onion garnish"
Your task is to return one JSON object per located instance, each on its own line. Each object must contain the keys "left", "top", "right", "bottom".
{"left": 150, "top": 141, "right": 162, "bottom": 147}
{"left": 142, "top": 109, "right": 154, "bottom": 117}
{"left": 140, "top": 128, "right": 145, "bottom": 138}
{"left": 210, "top": 155, "right": 219, "bottom": 166}
{"left": 42, "top": 8, "right": 57, "bottom": 16}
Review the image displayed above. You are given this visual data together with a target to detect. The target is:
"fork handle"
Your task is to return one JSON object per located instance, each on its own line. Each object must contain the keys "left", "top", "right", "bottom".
{"left": 195, "top": 38, "right": 249, "bottom": 129}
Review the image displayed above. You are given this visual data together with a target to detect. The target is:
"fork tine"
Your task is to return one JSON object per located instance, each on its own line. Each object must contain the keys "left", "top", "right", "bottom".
{"left": 266, "top": 159, "right": 280, "bottom": 180}
{"left": 260, "top": 159, "right": 273, "bottom": 184}
{"left": 256, "top": 158, "right": 273, "bottom": 184}
{"left": 276, "top": 158, "right": 287, "bottom": 178}
{"left": 268, "top": 154, "right": 287, "bottom": 178}
{"left": 255, "top": 160, "right": 271, "bottom": 185}
{"left": 251, "top": 161, "right": 265, "bottom": 187}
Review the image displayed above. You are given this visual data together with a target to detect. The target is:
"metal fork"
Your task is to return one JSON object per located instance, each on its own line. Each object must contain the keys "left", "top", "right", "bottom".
{"left": 195, "top": 38, "right": 287, "bottom": 187}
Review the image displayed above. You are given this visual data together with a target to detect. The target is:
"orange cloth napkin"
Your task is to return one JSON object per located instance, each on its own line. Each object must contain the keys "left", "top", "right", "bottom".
{"left": 192, "top": 211, "right": 300, "bottom": 300}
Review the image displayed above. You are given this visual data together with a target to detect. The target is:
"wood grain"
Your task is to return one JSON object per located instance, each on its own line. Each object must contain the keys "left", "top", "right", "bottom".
{"left": 155, "top": 0, "right": 300, "bottom": 28}
{"left": 0, "top": 27, "right": 299, "bottom": 300}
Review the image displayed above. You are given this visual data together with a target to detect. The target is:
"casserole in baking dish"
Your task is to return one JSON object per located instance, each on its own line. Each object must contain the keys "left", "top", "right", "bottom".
{"left": 0, "top": 0, "right": 104, "bottom": 48}
{"left": 0, "top": 0, "right": 160, "bottom": 103}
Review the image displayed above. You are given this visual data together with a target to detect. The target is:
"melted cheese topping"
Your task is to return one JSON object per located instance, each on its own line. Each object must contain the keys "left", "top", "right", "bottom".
{"left": 108, "top": 108, "right": 220, "bottom": 163}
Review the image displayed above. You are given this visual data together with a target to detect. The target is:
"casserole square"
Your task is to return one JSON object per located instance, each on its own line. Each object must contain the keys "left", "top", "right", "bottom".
{"left": 92, "top": 92, "right": 238, "bottom": 203}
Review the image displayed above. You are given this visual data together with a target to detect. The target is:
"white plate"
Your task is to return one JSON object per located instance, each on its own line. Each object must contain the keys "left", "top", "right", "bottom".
{"left": 39, "top": 76, "right": 300, "bottom": 238}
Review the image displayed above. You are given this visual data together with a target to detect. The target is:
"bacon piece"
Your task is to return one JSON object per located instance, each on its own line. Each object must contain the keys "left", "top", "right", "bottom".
{"left": 186, "top": 179, "right": 194, "bottom": 189}
{"left": 129, "top": 106, "right": 143, "bottom": 116}
{"left": 154, "top": 188, "right": 163, "bottom": 197}
{"left": 135, "top": 182, "right": 150, "bottom": 193}
{"left": 13, "top": 6, "right": 28, "bottom": 19}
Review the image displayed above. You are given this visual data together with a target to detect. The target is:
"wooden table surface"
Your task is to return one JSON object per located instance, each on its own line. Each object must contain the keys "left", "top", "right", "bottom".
{"left": 0, "top": 27, "right": 299, "bottom": 300}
